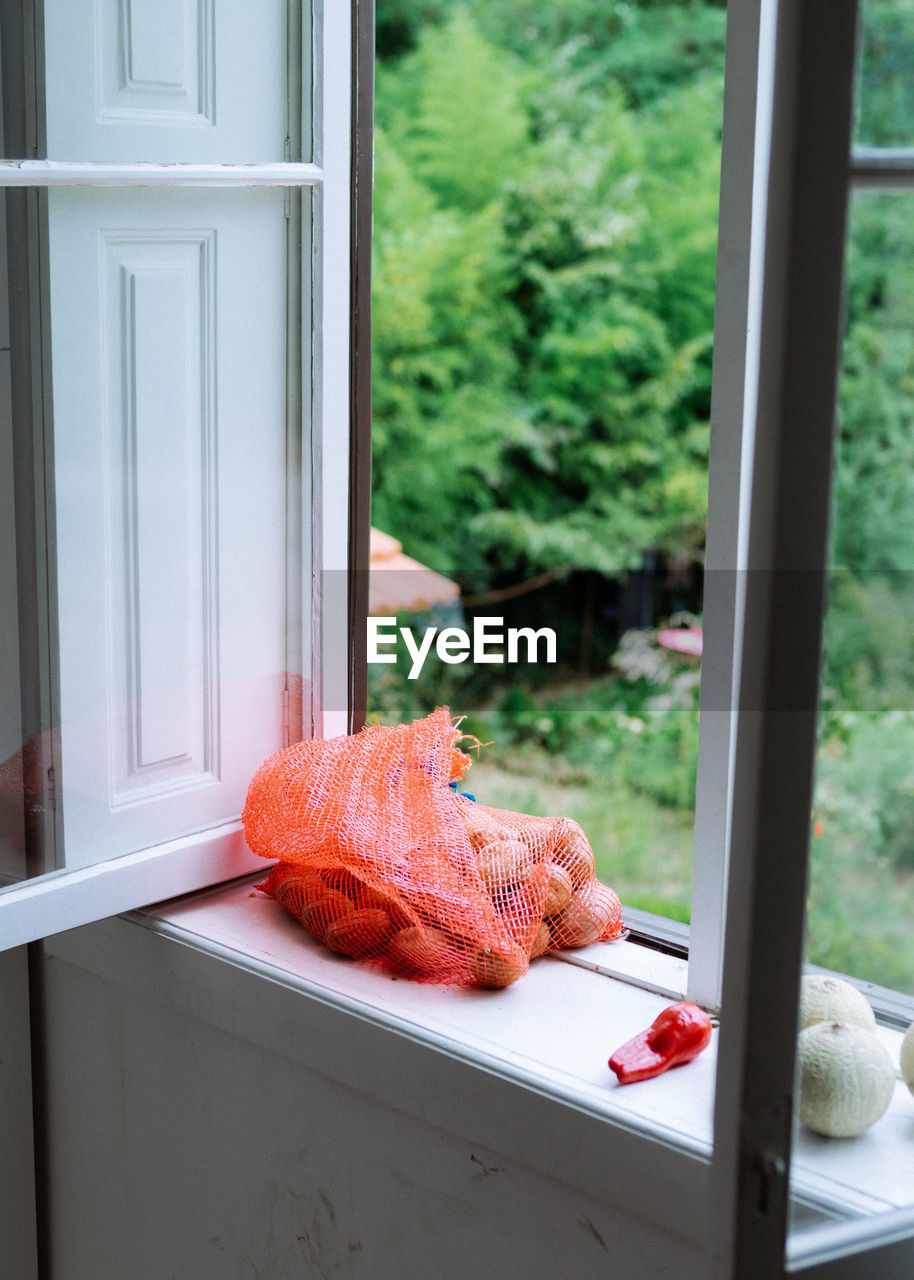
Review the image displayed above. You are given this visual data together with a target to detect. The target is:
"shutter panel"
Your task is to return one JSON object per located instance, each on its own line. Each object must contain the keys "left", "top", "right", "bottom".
{"left": 43, "top": 0, "right": 295, "bottom": 869}
{"left": 43, "top": 0, "right": 294, "bottom": 162}
{"left": 48, "top": 187, "right": 289, "bottom": 867}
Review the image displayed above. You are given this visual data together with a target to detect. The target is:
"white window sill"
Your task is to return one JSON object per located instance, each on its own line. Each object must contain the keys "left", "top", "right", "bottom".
{"left": 43, "top": 873, "right": 914, "bottom": 1246}
{"left": 143, "top": 874, "right": 713, "bottom": 1146}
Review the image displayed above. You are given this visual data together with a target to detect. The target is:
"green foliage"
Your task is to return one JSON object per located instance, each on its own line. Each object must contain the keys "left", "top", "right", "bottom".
{"left": 375, "top": 0, "right": 448, "bottom": 59}
{"left": 379, "top": 15, "right": 537, "bottom": 212}
{"left": 371, "top": 1, "right": 914, "bottom": 994}
{"left": 821, "top": 575, "right": 914, "bottom": 719}
{"left": 832, "top": 193, "right": 914, "bottom": 576}
{"left": 808, "top": 712, "right": 914, "bottom": 989}
{"left": 815, "top": 714, "right": 914, "bottom": 868}
{"left": 370, "top": 121, "right": 527, "bottom": 572}
{"left": 855, "top": 0, "right": 914, "bottom": 146}
{"left": 373, "top": 4, "right": 721, "bottom": 584}
{"left": 462, "top": 0, "right": 726, "bottom": 110}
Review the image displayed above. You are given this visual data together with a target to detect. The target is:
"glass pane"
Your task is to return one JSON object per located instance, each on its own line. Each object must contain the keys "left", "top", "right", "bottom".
{"left": 369, "top": 2, "right": 725, "bottom": 920}
{"left": 808, "top": 191, "right": 914, "bottom": 995}
{"left": 789, "top": 190, "right": 914, "bottom": 1246}
{"left": 854, "top": 0, "right": 914, "bottom": 148}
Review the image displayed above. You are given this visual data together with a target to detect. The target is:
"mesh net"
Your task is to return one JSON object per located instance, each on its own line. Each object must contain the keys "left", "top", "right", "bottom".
{"left": 243, "top": 706, "right": 624, "bottom": 987}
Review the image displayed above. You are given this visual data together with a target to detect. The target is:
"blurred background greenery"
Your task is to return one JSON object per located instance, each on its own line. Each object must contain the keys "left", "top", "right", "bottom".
{"left": 369, "top": 0, "right": 914, "bottom": 992}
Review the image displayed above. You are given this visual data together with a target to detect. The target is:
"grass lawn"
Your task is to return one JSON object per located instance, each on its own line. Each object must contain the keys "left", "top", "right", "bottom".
{"left": 465, "top": 750, "right": 694, "bottom": 923}
{"left": 466, "top": 742, "right": 914, "bottom": 994}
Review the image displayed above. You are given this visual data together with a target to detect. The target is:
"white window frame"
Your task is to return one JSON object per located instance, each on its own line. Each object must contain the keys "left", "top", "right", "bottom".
{"left": 707, "top": 0, "right": 914, "bottom": 1275}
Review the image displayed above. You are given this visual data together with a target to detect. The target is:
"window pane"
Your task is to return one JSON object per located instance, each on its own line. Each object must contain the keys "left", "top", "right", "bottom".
{"left": 854, "top": 0, "right": 914, "bottom": 148}
{"left": 369, "top": 3, "right": 724, "bottom": 921}
{"left": 807, "top": 191, "right": 914, "bottom": 994}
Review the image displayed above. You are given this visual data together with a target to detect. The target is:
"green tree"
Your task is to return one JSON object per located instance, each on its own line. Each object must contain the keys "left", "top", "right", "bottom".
{"left": 854, "top": 0, "right": 914, "bottom": 146}
{"left": 380, "top": 13, "right": 537, "bottom": 212}
{"left": 373, "top": 6, "right": 722, "bottom": 585}
{"left": 469, "top": 70, "right": 720, "bottom": 576}
{"left": 370, "top": 121, "right": 527, "bottom": 573}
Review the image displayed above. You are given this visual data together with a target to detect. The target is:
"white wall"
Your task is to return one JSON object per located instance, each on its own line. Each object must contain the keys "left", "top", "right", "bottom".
{"left": 33, "top": 930, "right": 706, "bottom": 1280}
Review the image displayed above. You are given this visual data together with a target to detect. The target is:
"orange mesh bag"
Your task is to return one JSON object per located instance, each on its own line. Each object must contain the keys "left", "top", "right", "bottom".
{"left": 243, "top": 706, "right": 624, "bottom": 987}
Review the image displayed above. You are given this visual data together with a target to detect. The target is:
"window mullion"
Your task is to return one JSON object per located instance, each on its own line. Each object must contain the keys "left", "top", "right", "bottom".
{"left": 688, "top": 0, "right": 778, "bottom": 1014}
{"left": 850, "top": 147, "right": 914, "bottom": 188}
{"left": 708, "top": 1, "right": 859, "bottom": 1277}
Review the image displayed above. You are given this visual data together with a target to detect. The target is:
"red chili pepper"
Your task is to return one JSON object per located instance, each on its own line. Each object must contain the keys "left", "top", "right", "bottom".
{"left": 608, "top": 1001, "right": 713, "bottom": 1084}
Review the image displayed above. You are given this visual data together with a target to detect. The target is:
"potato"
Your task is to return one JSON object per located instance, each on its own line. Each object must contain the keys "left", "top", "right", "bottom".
{"left": 550, "top": 881, "right": 622, "bottom": 948}
{"left": 543, "top": 864, "right": 574, "bottom": 916}
{"left": 467, "top": 942, "right": 528, "bottom": 989}
{"left": 475, "top": 838, "right": 536, "bottom": 895}
{"left": 590, "top": 881, "right": 624, "bottom": 939}
{"left": 529, "top": 920, "right": 552, "bottom": 958}
{"left": 272, "top": 866, "right": 327, "bottom": 910}
{"left": 300, "top": 887, "right": 357, "bottom": 941}
{"left": 550, "top": 818, "right": 595, "bottom": 888}
{"left": 331, "top": 871, "right": 411, "bottom": 927}
{"left": 409, "top": 885, "right": 479, "bottom": 939}
{"left": 458, "top": 799, "right": 515, "bottom": 850}
{"left": 387, "top": 924, "right": 454, "bottom": 976}
{"left": 324, "top": 907, "right": 395, "bottom": 957}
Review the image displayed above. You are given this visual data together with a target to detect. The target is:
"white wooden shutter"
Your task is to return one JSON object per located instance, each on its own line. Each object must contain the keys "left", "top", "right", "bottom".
{"left": 48, "top": 187, "right": 288, "bottom": 867}
{"left": 0, "top": 0, "right": 356, "bottom": 945}
{"left": 43, "top": 0, "right": 293, "bottom": 163}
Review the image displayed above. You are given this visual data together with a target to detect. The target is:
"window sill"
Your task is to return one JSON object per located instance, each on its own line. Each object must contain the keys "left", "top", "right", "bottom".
{"left": 42, "top": 873, "right": 914, "bottom": 1247}
{"left": 141, "top": 875, "right": 713, "bottom": 1156}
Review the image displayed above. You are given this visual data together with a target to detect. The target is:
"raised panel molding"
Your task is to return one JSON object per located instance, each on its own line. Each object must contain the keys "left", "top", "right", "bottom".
{"left": 97, "top": 0, "right": 215, "bottom": 127}
{"left": 103, "top": 231, "right": 220, "bottom": 805}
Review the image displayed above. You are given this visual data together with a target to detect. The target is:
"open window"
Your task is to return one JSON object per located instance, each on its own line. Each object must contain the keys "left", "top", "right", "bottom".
{"left": 2, "top": 2, "right": 914, "bottom": 1277}
{"left": 363, "top": 1, "right": 914, "bottom": 1273}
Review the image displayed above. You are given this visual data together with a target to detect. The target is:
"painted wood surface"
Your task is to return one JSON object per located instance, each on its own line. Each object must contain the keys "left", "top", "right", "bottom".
{"left": 43, "top": 0, "right": 296, "bottom": 163}
{"left": 49, "top": 188, "right": 288, "bottom": 868}
{"left": 36, "top": 929, "right": 708, "bottom": 1280}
